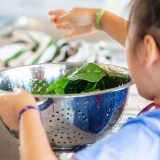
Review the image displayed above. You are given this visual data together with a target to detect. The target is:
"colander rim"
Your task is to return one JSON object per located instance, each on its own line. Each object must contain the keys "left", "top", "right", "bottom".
{"left": 0, "top": 62, "right": 134, "bottom": 98}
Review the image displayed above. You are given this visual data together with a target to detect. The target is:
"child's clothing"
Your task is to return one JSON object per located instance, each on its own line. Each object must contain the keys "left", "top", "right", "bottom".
{"left": 74, "top": 106, "right": 160, "bottom": 160}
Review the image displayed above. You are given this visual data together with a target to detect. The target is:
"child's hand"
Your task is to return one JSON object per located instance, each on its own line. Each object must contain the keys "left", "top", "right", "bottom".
{"left": 0, "top": 89, "right": 36, "bottom": 130}
{"left": 49, "top": 7, "right": 98, "bottom": 39}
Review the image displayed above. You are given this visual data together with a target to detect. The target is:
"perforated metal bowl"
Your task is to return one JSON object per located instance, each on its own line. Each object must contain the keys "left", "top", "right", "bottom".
{"left": 0, "top": 63, "right": 132, "bottom": 151}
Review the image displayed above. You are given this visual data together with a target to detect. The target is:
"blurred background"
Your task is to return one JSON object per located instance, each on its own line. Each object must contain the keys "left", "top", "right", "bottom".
{"left": 0, "top": 0, "right": 131, "bottom": 68}
{"left": 0, "top": 0, "right": 130, "bottom": 18}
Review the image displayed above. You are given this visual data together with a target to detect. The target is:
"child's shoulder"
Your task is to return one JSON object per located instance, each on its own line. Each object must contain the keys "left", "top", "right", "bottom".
{"left": 124, "top": 108, "right": 160, "bottom": 135}
{"left": 74, "top": 109, "right": 160, "bottom": 160}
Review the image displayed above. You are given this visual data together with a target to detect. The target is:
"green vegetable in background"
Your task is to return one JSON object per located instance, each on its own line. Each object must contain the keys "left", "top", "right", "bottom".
{"left": 31, "top": 39, "right": 58, "bottom": 65}
{"left": 5, "top": 51, "right": 25, "bottom": 66}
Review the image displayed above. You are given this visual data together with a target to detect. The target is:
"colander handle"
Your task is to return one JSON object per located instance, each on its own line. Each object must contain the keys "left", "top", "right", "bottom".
{"left": 36, "top": 98, "right": 53, "bottom": 111}
{"left": 138, "top": 103, "right": 160, "bottom": 116}
{"left": 0, "top": 89, "right": 53, "bottom": 111}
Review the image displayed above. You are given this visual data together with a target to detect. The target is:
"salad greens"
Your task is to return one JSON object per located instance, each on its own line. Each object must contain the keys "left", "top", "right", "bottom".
{"left": 31, "top": 63, "right": 131, "bottom": 95}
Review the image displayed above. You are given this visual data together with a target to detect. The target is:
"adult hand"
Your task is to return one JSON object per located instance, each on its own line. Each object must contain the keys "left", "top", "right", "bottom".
{"left": 49, "top": 7, "right": 98, "bottom": 39}
{"left": 0, "top": 89, "right": 36, "bottom": 130}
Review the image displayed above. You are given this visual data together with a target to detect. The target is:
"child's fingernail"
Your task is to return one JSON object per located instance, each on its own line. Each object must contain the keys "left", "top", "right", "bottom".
{"left": 15, "top": 85, "right": 20, "bottom": 89}
{"left": 50, "top": 17, "right": 57, "bottom": 23}
{"left": 54, "top": 17, "right": 58, "bottom": 23}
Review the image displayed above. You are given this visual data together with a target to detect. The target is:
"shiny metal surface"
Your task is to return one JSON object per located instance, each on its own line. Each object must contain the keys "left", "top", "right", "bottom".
{"left": 0, "top": 62, "right": 132, "bottom": 151}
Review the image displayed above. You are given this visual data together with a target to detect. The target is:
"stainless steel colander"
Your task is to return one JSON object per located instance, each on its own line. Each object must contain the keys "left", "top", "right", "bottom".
{"left": 0, "top": 63, "right": 132, "bottom": 151}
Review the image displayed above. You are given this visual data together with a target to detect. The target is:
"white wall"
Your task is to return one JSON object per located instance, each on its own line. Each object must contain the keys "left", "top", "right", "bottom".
{"left": 0, "top": 0, "right": 106, "bottom": 18}
{"left": 107, "top": 0, "right": 131, "bottom": 18}
{"left": 0, "top": 0, "right": 130, "bottom": 18}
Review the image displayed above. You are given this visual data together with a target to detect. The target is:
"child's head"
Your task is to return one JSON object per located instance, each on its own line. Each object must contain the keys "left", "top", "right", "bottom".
{"left": 126, "top": 0, "right": 160, "bottom": 103}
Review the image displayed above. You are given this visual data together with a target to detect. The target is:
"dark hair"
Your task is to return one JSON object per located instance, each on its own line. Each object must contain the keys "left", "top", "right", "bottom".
{"left": 130, "top": 0, "right": 160, "bottom": 46}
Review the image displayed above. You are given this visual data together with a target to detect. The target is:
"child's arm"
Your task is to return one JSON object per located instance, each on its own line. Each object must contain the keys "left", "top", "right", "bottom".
{"left": 101, "top": 11, "right": 128, "bottom": 46}
{"left": 0, "top": 89, "right": 57, "bottom": 160}
{"left": 49, "top": 8, "right": 128, "bottom": 46}
{"left": 19, "top": 108, "right": 57, "bottom": 160}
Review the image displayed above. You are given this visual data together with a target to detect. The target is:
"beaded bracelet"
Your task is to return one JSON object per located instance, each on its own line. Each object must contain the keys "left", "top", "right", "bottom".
{"left": 18, "top": 105, "right": 38, "bottom": 122}
{"left": 96, "top": 9, "right": 105, "bottom": 30}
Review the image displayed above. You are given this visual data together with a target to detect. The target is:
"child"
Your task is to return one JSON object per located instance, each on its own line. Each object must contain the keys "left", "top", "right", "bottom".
{"left": 0, "top": 0, "right": 160, "bottom": 159}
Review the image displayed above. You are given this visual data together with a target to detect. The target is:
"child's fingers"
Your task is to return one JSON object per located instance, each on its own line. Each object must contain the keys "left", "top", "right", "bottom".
{"left": 14, "top": 89, "right": 30, "bottom": 96}
{"left": 13, "top": 88, "right": 23, "bottom": 94}
{"left": 50, "top": 16, "right": 57, "bottom": 23}
{"left": 63, "top": 30, "right": 83, "bottom": 39}
{"left": 56, "top": 23, "right": 73, "bottom": 30}
{"left": 48, "top": 10, "right": 65, "bottom": 16}
{"left": 49, "top": 10, "right": 67, "bottom": 23}
{"left": 0, "top": 90, "right": 13, "bottom": 96}
{"left": 56, "top": 13, "right": 73, "bottom": 24}
{"left": 15, "top": 85, "right": 20, "bottom": 89}
{"left": 63, "top": 26, "right": 96, "bottom": 39}
{"left": 0, "top": 85, "right": 23, "bottom": 97}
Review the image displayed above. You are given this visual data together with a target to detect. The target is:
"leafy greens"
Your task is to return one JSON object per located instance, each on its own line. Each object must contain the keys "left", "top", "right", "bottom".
{"left": 31, "top": 63, "right": 131, "bottom": 95}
